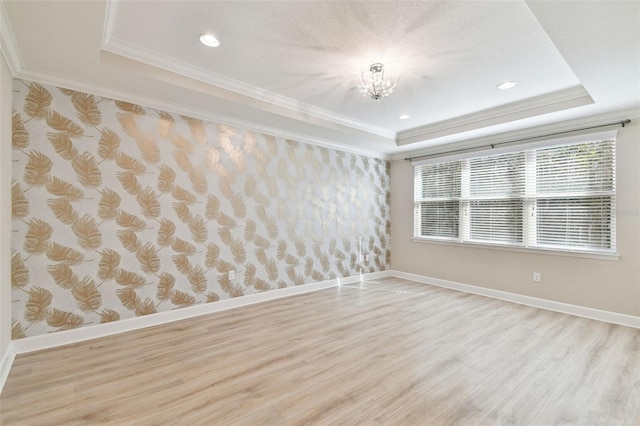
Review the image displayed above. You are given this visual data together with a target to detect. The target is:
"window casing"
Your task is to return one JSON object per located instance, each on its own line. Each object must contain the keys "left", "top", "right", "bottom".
{"left": 413, "top": 136, "right": 616, "bottom": 254}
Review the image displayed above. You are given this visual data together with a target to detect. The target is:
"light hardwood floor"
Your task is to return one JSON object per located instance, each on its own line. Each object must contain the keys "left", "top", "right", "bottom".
{"left": 1, "top": 277, "right": 639, "bottom": 425}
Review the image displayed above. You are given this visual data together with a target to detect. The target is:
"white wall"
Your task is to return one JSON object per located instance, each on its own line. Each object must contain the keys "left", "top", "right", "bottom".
{"left": 391, "top": 120, "right": 640, "bottom": 317}
{"left": 0, "top": 54, "right": 12, "bottom": 364}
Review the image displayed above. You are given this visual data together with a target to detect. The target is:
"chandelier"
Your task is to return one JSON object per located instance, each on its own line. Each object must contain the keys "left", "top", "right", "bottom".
{"left": 356, "top": 63, "right": 398, "bottom": 100}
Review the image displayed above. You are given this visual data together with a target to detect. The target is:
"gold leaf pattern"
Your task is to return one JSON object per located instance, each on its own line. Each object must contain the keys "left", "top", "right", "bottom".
{"left": 12, "top": 181, "right": 29, "bottom": 218}
{"left": 117, "top": 229, "right": 141, "bottom": 252}
{"left": 172, "top": 238, "right": 195, "bottom": 255}
{"left": 72, "top": 277, "right": 102, "bottom": 312}
{"left": 188, "top": 168, "right": 208, "bottom": 194}
{"left": 98, "top": 189, "right": 121, "bottom": 220}
{"left": 48, "top": 264, "right": 79, "bottom": 289}
{"left": 72, "top": 152, "right": 102, "bottom": 187}
{"left": 46, "top": 110, "right": 83, "bottom": 137}
{"left": 136, "top": 242, "right": 160, "bottom": 274}
{"left": 47, "top": 308, "right": 83, "bottom": 330}
{"left": 72, "top": 93, "right": 102, "bottom": 126}
{"left": 48, "top": 198, "right": 78, "bottom": 225}
{"left": 116, "top": 152, "right": 146, "bottom": 175}
{"left": 173, "top": 202, "right": 192, "bottom": 223}
{"left": 116, "top": 270, "right": 146, "bottom": 287}
{"left": 46, "top": 242, "right": 84, "bottom": 264}
{"left": 171, "top": 290, "right": 195, "bottom": 307}
{"left": 205, "top": 291, "right": 220, "bottom": 303}
{"left": 265, "top": 258, "right": 279, "bottom": 281}
{"left": 254, "top": 279, "right": 270, "bottom": 292}
{"left": 72, "top": 215, "right": 102, "bottom": 250}
{"left": 117, "top": 288, "right": 140, "bottom": 310}
{"left": 205, "top": 243, "right": 219, "bottom": 268}
{"left": 12, "top": 112, "right": 29, "bottom": 149}
{"left": 25, "top": 287, "right": 53, "bottom": 322}
{"left": 48, "top": 132, "right": 78, "bottom": 160}
{"left": 157, "top": 219, "right": 176, "bottom": 247}
{"left": 172, "top": 186, "right": 196, "bottom": 204}
{"left": 188, "top": 266, "right": 207, "bottom": 293}
{"left": 117, "top": 171, "right": 142, "bottom": 195}
{"left": 230, "top": 238, "right": 246, "bottom": 263}
{"left": 24, "top": 219, "right": 53, "bottom": 255}
{"left": 136, "top": 187, "right": 161, "bottom": 218}
{"left": 98, "top": 128, "right": 121, "bottom": 160}
{"left": 117, "top": 112, "right": 139, "bottom": 138}
{"left": 244, "top": 219, "right": 256, "bottom": 242}
{"left": 116, "top": 210, "right": 146, "bottom": 230}
{"left": 157, "top": 273, "right": 175, "bottom": 301}
{"left": 46, "top": 177, "right": 84, "bottom": 200}
{"left": 24, "top": 83, "right": 52, "bottom": 119}
{"left": 188, "top": 215, "right": 207, "bottom": 243}
{"left": 171, "top": 134, "right": 193, "bottom": 153}
{"left": 135, "top": 298, "right": 157, "bottom": 316}
{"left": 158, "top": 165, "right": 176, "bottom": 193}
{"left": 205, "top": 195, "right": 220, "bottom": 220}
{"left": 115, "top": 100, "right": 145, "bottom": 115}
{"left": 172, "top": 254, "right": 192, "bottom": 275}
{"left": 24, "top": 151, "right": 53, "bottom": 186}
{"left": 100, "top": 309, "right": 120, "bottom": 323}
{"left": 216, "top": 259, "right": 233, "bottom": 274}
{"left": 136, "top": 133, "right": 160, "bottom": 164}
{"left": 11, "top": 251, "right": 29, "bottom": 289}
{"left": 173, "top": 150, "right": 192, "bottom": 172}
{"left": 216, "top": 212, "right": 237, "bottom": 228}
{"left": 230, "top": 194, "right": 246, "bottom": 218}
{"left": 12, "top": 321, "right": 26, "bottom": 339}
{"left": 98, "top": 249, "right": 121, "bottom": 280}
{"left": 244, "top": 263, "right": 256, "bottom": 287}
{"left": 157, "top": 111, "right": 175, "bottom": 139}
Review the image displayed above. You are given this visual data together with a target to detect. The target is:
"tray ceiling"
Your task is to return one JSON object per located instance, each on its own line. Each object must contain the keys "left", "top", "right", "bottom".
{"left": 2, "top": 1, "right": 639, "bottom": 157}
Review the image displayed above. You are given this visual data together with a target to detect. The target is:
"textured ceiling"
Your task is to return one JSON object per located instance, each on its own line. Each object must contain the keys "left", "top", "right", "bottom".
{"left": 2, "top": 0, "right": 639, "bottom": 157}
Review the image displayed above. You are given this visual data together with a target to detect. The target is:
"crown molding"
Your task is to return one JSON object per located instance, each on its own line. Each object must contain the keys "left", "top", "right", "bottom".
{"left": 397, "top": 85, "right": 594, "bottom": 146}
{"left": 101, "top": 19, "right": 395, "bottom": 141}
{"left": 0, "top": 0, "right": 23, "bottom": 75}
{"left": 389, "top": 107, "right": 639, "bottom": 161}
{"left": 13, "top": 66, "right": 389, "bottom": 160}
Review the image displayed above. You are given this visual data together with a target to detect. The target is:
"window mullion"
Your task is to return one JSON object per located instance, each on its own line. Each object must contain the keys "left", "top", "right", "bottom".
{"left": 460, "top": 159, "right": 470, "bottom": 242}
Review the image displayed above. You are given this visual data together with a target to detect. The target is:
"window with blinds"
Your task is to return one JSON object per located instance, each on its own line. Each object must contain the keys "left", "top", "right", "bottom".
{"left": 413, "top": 136, "right": 616, "bottom": 254}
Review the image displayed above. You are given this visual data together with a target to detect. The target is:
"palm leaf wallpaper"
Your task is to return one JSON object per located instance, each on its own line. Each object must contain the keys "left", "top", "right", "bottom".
{"left": 11, "top": 80, "right": 391, "bottom": 338}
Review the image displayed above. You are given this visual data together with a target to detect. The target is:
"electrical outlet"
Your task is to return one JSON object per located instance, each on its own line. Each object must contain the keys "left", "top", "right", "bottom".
{"left": 229, "top": 270, "right": 235, "bottom": 280}
{"left": 533, "top": 272, "right": 541, "bottom": 282}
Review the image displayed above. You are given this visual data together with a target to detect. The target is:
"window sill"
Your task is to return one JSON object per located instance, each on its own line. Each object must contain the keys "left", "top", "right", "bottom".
{"left": 411, "top": 237, "right": 620, "bottom": 261}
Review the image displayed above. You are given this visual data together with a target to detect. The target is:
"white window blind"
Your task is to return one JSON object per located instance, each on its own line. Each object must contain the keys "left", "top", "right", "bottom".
{"left": 414, "top": 136, "right": 616, "bottom": 254}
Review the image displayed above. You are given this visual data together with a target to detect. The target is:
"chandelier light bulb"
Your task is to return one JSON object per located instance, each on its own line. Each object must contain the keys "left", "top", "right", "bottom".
{"left": 357, "top": 63, "right": 398, "bottom": 100}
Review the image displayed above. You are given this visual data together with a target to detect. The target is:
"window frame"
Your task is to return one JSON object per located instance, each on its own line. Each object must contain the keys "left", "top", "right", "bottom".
{"left": 412, "top": 131, "right": 618, "bottom": 258}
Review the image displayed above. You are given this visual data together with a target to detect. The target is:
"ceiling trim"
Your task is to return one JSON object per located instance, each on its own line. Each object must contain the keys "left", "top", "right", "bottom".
{"left": 0, "top": 0, "right": 23, "bottom": 75}
{"left": 11, "top": 65, "right": 389, "bottom": 160}
{"left": 390, "top": 107, "right": 639, "bottom": 161}
{"left": 396, "top": 85, "right": 594, "bottom": 146}
{"left": 102, "top": 3, "right": 395, "bottom": 141}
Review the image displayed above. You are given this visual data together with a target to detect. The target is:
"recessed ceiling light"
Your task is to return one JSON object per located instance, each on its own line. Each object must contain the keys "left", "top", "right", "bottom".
{"left": 497, "top": 81, "right": 517, "bottom": 90}
{"left": 199, "top": 34, "right": 220, "bottom": 47}
{"left": 398, "top": 114, "right": 411, "bottom": 120}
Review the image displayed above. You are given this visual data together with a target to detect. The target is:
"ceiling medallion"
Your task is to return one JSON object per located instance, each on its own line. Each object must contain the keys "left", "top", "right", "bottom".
{"left": 357, "top": 63, "right": 398, "bottom": 100}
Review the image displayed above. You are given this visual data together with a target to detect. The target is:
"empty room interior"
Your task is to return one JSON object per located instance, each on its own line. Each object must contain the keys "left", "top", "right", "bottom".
{"left": 0, "top": 1, "right": 639, "bottom": 424}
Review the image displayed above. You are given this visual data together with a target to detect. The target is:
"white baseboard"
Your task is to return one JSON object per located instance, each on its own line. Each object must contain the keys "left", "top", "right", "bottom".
{"left": 390, "top": 270, "right": 640, "bottom": 329}
{"left": 0, "top": 341, "right": 16, "bottom": 395}
{"left": 12, "top": 271, "right": 387, "bottom": 355}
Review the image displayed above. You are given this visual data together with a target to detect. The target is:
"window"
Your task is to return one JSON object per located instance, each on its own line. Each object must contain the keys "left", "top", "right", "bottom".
{"left": 413, "top": 134, "right": 616, "bottom": 254}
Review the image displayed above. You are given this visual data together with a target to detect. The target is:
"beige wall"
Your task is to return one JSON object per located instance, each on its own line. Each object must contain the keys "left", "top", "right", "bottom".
{"left": 1, "top": 55, "right": 12, "bottom": 359}
{"left": 391, "top": 120, "right": 640, "bottom": 317}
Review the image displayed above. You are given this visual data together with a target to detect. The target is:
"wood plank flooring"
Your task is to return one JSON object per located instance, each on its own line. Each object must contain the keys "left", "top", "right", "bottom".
{"left": 1, "top": 277, "right": 639, "bottom": 425}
